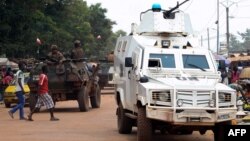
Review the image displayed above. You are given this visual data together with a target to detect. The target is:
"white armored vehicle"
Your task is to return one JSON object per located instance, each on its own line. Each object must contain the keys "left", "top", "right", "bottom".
{"left": 112, "top": 1, "right": 237, "bottom": 141}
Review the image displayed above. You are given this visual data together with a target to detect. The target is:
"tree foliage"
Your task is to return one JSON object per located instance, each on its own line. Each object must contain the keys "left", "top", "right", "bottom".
{"left": 230, "top": 28, "right": 250, "bottom": 53}
{"left": 0, "top": 0, "right": 123, "bottom": 59}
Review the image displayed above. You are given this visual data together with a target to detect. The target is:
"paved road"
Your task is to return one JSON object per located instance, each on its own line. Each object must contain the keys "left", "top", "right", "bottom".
{"left": 0, "top": 94, "right": 213, "bottom": 141}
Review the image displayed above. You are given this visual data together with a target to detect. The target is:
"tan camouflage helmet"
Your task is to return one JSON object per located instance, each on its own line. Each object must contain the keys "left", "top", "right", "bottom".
{"left": 51, "top": 44, "right": 58, "bottom": 50}
{"left": 74, "top": 40, "right": 81, "bottom": 47}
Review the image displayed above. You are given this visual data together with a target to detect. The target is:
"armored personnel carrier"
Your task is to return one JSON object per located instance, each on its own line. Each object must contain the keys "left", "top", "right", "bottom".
{"left": 112, "top": 1, "right": 237, "bottom": 141}
{"left": 28, "top": 58, "right": 101, "bottom": 112}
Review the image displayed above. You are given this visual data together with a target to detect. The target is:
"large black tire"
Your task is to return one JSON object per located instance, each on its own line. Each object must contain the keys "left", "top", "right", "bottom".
{"left": 77, "top": 87, "right": 89, "bottom": 112}
{"left": 213, "top": 124, "right": 224, "bottom": 141}
{"left": 137, "top": 106, "right": 152, "bottom": 141}
{"left": 90, "top": 84, "right": 101, "bottom": 108}
{"left": 117, "top": 102, "right": 133, "bottom": 134}
{"left": 214, "top": 121, "right": 231, "bottom": 141}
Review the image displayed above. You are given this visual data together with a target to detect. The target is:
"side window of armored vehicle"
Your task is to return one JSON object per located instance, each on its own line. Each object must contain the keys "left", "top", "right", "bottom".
{"left": 182, "top": 55, "right": 209, "bottom": 69}
{"left": 132, "top": 53, "right": 138, "bottom": 68}
{"left": 122, "top": 41, "right": 127, "bottom": 52}
{"left": 149, "top": 54, "right": 176, "bottom": 68}
{"left": 117, "top": 41, "right": 122, "bottom": 52}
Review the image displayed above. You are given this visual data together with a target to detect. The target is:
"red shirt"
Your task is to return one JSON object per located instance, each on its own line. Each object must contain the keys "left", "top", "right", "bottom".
{"left": 2, "top": 75, "right": 13, "bottom": 85}
{"left": 38, "top": 73, "right": 48, "bottom": 94}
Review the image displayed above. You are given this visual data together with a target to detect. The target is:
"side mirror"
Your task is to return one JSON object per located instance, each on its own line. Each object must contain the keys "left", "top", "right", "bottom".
{"left": 218, "top": 60, "right": 226, "bottom": 70}
{"left": 140, "top": 75, "right": 148, "bottom": 83}
{"left": 125, "top": 57, "right": 133, "bottom": 67}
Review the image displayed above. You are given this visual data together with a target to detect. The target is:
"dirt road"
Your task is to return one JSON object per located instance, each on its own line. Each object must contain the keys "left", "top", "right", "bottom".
{"left": 0, "top": 94, "right": 213, "bottom": 141}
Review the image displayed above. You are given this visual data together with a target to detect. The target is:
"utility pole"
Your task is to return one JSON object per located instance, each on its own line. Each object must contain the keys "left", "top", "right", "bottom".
{"left": 221, "top": 0, "right": 235, "bottom": 57}
{"left": 216, "top": 0, "right": 220, "bottom": 54}
{"left": 226, "top": 6, "right": 229, "bottom": 56}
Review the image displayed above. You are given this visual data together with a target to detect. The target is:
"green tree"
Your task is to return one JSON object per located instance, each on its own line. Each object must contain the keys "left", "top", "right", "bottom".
{"left": 230, "top": 28, "right": 250, "bottom": 53}
{"left": 229, "top": 34, "right": 241, "bottom": 52}
{"left": 87, "top": 3, "right": 115, "bottom": 58}
{"left": 0, "top": 0, "right": 116, "bottom": 59}
{"left": 239, "top": 29, "right": 250, "bottom": 51}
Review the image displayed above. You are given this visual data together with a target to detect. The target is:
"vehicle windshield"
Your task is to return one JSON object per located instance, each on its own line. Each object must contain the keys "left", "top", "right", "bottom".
{"left": 182, "top": 55, "right": 209, "bottom": 70}
{"left": 148, "top": 54, "right": 176, "bottom": 68}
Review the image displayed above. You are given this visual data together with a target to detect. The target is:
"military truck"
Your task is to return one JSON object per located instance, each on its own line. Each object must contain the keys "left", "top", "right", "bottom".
{"left": 28, "top": 58, "right": 101, "bottom": 112}
{"left": 112, "top": 1, "right": 237, "bottom": 141}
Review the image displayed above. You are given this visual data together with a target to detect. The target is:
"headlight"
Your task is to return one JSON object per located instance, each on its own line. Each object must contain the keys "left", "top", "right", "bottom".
{"left": 177, "top": 99, "right": 183, "bottom": 107}
{"left": 219, "top": 93, "right": 225, "bottom": 99}
{"left": 152, "top": 91, "right": 171, "bottom": 102}
{"left": 209, "top": 99, "right": 215, "bottom": 107}
{"left": 159, "top": 94, "right": 169, "bottom": 101}
{"left": 218, "top": 92, "right": 231, "bottom": 102}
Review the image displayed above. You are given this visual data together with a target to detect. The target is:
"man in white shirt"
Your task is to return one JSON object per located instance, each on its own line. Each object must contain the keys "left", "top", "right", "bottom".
{"left": 8, "top": 62, "right": 26, "bottom": 120}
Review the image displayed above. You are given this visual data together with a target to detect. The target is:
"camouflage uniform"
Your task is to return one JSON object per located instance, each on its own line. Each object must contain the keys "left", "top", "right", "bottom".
{"left": 47, "top": 51, "right": 65, "bottom": 63}
{"left": 71, "top": 40, "right": 84, "bottom": 68}
{"left": 47, "top": 45, "right": 65, "bottom": 75}
{"left": 71, "top": 47, "right": 84, "bottom": 60}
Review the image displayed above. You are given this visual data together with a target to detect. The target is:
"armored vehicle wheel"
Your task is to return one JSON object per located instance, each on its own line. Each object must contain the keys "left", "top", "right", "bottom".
{"left": 90, "top": 84, "right": 101, "bottom": 108}
{"left": 213, "top": 124, "right": 224, "bottom": 141}
{"left": 117, "top": 102, "right": 133, "bottom": 134}
{"left": 213, "top": 121, "right": 231, "bottom": 141}
{"left": 137, "top": 106, "right": 152, "bottom": 141}
{"left": 77, "top": 87, "right": 89, "bottom": 112}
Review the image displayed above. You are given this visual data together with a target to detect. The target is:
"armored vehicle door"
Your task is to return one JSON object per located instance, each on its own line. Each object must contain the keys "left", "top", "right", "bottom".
{"left": 127, "top": 48, "right": 143, "bottom": 108}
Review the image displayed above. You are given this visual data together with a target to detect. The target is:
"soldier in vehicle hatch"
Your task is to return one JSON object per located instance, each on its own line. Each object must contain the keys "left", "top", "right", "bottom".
{"left": 71, "top": 40, "right": 84, "bottom": 60}
{"left": 47, "top": 44, "right": 66, "bottom": 75}
{"left": 71, "top": 40, "right": 84, "bottom": 68}
{"left": 47, "top": 44, "right": 65, "bottom": 64}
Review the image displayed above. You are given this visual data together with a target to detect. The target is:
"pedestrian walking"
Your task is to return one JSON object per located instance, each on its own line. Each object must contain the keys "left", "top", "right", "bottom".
{"left": 8, "top": 62, "right": 26, "bottom": 120}
{"left": 27, "top": 65, "right": 59, "bottom": 121}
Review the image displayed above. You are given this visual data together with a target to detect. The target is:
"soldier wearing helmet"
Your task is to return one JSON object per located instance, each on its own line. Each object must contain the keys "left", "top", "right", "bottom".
{"left": 71, "top": 40, "right": 84, "bottom": 60}
{"left": 46, "top": 44, "right": 66, "bottom": 75}
{"left": 47, "top": 44, "right": 65, "bottom": 64}
{"left": 71, "top": 40, "right": 84, "bottom": 69}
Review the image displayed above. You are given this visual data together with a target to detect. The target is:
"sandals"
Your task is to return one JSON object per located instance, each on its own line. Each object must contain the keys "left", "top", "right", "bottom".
{"left": 50, "top": 117, "right": 59, "bottom": 121}
{"left": 27, "top": 114, "right": 34, "bottom": 121}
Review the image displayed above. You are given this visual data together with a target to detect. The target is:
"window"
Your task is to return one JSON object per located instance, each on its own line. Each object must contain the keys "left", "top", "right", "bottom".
{"left": 149, "top": 54, "right": 175, "bottom": 68}
{"left": 122, "top": 41, "right": 127, "bottom": 52}
{"left": 117, "top": 41, "right": 122, "bottom": 52}
{"left": 182, "top": 55, "right": 209, "bottom": 69}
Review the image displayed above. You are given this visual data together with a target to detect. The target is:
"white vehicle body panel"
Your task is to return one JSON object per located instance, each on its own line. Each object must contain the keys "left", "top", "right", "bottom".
{"left": 112, "top": 6, "right": 237, "bottom": 126}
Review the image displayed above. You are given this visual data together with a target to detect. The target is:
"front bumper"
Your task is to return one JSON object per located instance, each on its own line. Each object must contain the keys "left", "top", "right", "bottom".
{"left": 147, "top": 106, "right": 237, "bottom": 126}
